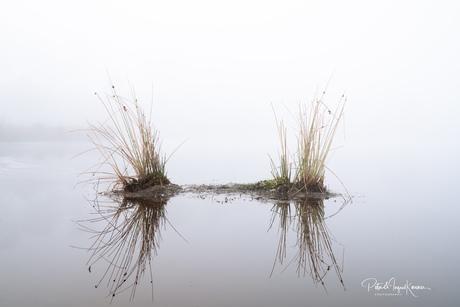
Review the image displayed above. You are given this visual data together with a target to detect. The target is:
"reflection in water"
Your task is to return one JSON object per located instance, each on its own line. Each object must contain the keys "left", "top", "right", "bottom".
{"left": 77, "top": 193, "right": 349, "bottom": 302}
{"left": 77, "top": 195, "right": 178, "bottom": 301}
{"left": 269, "top": 197, "right": 349, "bottom": 290}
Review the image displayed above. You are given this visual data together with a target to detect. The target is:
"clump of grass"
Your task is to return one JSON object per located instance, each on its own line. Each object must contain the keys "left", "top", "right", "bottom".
{"left": 294, "top": 92, "right": 346, "bottom": 192}
{"left": 269, "top": 106, "right": 292, "bottom": 186}
{"left": 270, "top": 91, "right": 346, "bottom": 193}
{"left": 87, "top": 82, "right": 170, "bottom": 192}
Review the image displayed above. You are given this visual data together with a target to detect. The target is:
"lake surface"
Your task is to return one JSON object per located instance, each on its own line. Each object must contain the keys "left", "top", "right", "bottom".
{"left": 0, "top": 141, "right": 458, "bottom": 306}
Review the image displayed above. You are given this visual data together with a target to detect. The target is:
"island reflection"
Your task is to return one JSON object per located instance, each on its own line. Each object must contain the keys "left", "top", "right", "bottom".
{"left": 79, "top": 193, "right": 349, "bottom": 301}
{"left": 80, "top": 195, "right": 173, "bottom": 301}
{"left": 269, "top": 197, "right": 348, "bottom": 290}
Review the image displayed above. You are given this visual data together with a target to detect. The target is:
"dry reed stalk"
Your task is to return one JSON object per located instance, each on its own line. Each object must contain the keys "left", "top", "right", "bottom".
{"left": 294, "top": 92, "right": 346, "bottom": 192}
{"left": 269, "top": 118, "right": 292, "bottom": 186}
{"left": 86, "top": 82, "right": 169, "bottom": 192}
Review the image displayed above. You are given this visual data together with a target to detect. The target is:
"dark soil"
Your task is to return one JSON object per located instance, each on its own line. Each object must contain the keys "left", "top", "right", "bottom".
{"left": 109, "top": 180, "right": 338, "bottom": 203}
{"left": 112, "top": 183, "right": 182, "bottom": 202}
{"left": 122, "top": 175, "right": 171, "bottom": 193}
{"left": 182, "top": 182, "right": 337, "bottom": 202}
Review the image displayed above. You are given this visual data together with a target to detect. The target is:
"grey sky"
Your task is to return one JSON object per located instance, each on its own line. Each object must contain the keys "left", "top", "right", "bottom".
{"left": 1, "top": 0, "right": 459, "bottom": 149}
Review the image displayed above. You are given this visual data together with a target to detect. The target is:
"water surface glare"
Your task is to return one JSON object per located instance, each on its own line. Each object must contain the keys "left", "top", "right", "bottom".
{"left": 0, "top": 142, "right": 457, "bottom": 306}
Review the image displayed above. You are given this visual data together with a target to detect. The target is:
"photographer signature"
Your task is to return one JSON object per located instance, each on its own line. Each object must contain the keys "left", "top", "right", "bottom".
{"left": 361, "top": 277, "right": 431, "bottom": 297}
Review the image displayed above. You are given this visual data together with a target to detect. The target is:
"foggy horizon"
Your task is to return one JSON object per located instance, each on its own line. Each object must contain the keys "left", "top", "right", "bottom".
{"left": 2, "top": 0, "right": 459, "bottom": 152}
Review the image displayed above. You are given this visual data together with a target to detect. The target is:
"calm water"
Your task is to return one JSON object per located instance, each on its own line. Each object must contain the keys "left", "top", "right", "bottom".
{"left": 0, "top": 141, "right": 458, "bottom": 306}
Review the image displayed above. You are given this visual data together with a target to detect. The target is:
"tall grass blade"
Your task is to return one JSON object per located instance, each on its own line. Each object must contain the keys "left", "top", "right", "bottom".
{"left": 85, "top": 82, "right": 170, "bottom": 192}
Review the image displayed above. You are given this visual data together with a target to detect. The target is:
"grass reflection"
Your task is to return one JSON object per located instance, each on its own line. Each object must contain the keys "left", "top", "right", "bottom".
{"left": 77, "top": 195, "right": 178, "bottom": 301}
{"left": 269, "top": 197, "right": 348, "bottom": 290}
